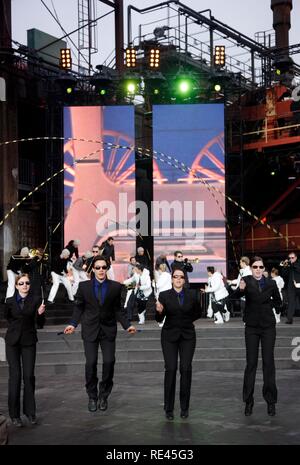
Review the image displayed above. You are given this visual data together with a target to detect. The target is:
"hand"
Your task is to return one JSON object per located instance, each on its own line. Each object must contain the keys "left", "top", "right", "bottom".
{"left": 156, "top": 301, "right": 164, "bottom": 313}
{"left": 239, "top": 279, "right": 246, "bottom": 290}
{"left": 64, "top": 325, "right": 75, "bottom": 335}
{"left": 127, "top": 325, "right": 136, "bottom": 334}
{"left": 38, "top": 303, "right": 45, "bottom": 315}
{"left": 200, "top": 288, "right": 205, "bottom": 293}
{"left": 227, "top": 280, "right": 232, "bottom": 285}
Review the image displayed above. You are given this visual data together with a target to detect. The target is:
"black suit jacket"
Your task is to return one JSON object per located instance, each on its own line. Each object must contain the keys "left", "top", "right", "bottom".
{"left": 156, "top": 288, "right": 201, "bottom": 342}
{"left": 281, "top": 259, "right": 300, "bottom": 288}
{"left": 71, "top": 279, "right": 130, "bottom": 342}
{"left": 5, "top": 292, "right": 45, "bottom": 346}
{"left": 238, "top": 276, "right": 282, "bottom": 328}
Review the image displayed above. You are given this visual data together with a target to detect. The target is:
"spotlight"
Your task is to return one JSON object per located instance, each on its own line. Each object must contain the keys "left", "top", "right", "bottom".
{"left": 149, "top": 48, "right": 160, "bottom": 69}
{"left": 125, "top": 47, "right": 137, "bottom": 68}
{"left": 171, "top": 72, "right": 198, "bottom": 101}
{"left": 214, "top": 83, "right": 222, "bottom": 92}
{"left": 90, "top": 70, "right": 115, "bottom": 101}
{"left": 60, "top": 48, "right": 72, "bottom": 70}
{"left": 144, "top": 72, "right": 167, "bottom": 103}
{"left": 56, "top": 74, "right": 77, "bottom": 98}
{"left": 214, "top": 45, "right": 225, "bottom": 67}
{"left": 120, "top": 74, "right": 141, "bottom": 99}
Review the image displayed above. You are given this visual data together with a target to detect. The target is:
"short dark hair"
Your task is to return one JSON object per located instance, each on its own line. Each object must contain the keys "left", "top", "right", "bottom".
{"left": 171, "top": 267, "right": 185, "bottom": 278}
{"left": 174, "top": 250, "right": 182, "bottom": 257}
{"left": 92, "top": 255, "right": 110, "bottom": 269}
{"left": 207, "top": 266, "right": 215, "bottom": 274}
{"left": 135, "top": 263, "right": 144, "bottom": 272}
{"left": 107, "top": 237, "right": 114, "bottom": 241}
{"left": 250, "top": 256, "right": 264, "bottom": 266}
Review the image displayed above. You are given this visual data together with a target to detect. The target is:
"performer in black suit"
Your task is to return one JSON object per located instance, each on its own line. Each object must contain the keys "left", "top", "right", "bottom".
{"left": 64, "top": 256, "right": 136, "bottom": 412}
{"left": 238, "top": 256, "right": 282, "bottom": 417}
{"left": 4, "top": 274, "right": 45, "bottom": 427}
{"left": 155, "top": 268, "right": 201, "bottom": 420}
{"left": 279, "top": 251, "right": 300, "bottom": 324}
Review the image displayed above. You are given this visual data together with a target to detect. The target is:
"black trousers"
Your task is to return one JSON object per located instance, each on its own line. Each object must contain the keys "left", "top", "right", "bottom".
{"left": 286, "top": 286, "right": 300, "bottom": 321}
{"left": 161, "top": 334, "right": 196, "bottom": 413}
{"left": 243, "top": 325, "right": 277, "bottom": 404}
{"left": 6, "top": 344, "right": 36, "bottom": 419}
{"left": 83, "top": 336, "right": 116, "bottom": 400}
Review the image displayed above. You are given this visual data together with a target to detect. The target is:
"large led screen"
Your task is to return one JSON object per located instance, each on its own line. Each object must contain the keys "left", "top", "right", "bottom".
{"left": 64, "top": 106, "right": 135, "bottom": 281}
{"left": 153, "top": 104, "right": 226, "bottom": 282}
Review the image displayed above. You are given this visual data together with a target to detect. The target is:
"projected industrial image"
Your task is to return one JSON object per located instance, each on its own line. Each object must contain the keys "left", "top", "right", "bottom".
{"left": 64, "top": 106, "right": 135, "bottom": 281}
{"left": 153, "top": 104, "right": 226, "bottom": 282}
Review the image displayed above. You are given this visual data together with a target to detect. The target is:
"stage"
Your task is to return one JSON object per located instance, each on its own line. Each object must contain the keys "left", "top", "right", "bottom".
{"left": 1, "top": 320, "right": 300, "bottom": 445}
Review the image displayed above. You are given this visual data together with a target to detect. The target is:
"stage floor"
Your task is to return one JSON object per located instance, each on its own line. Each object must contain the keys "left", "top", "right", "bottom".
{"left": 1, "top": 320, "right": 300, "bottom": 445}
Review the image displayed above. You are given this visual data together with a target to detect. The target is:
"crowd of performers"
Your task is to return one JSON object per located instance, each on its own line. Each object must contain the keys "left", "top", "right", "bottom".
{"left": 3, "top": 239, "right": 300, "bottom": 426}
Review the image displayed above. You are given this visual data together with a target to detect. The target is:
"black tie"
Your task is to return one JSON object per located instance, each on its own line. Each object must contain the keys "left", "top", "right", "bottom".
{"left": 19, "top": 298, "right": 25, "bottom": 311}
{"left": 98, "top": 283, "right": 103, "bottom": 305}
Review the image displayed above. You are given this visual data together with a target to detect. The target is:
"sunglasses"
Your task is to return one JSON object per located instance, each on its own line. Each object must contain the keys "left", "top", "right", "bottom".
{"left": 173, "top": 275, "right": 185, "bottom": 279}
{"left": 252, "top": 265, "right": 264, "bottom": 269}
{"left": 92, "top": 251, "right": 99, "bottom": 253}
{"left": 176, "top": 256, "right": 183, "bottom": 258}
{"left": 94, "top": 265, "right": 108, "bottom": 270}
{"left": 17, "top": 281, "right": 30, "bottom": 285}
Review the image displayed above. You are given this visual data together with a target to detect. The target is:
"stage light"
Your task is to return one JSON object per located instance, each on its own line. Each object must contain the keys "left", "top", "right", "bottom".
{"left": 149, "top": 48, "right": 160, "bottom": 69}
{"left": 125, "top": 47, "right": 137, "bottom": 68}
{"left": 90, "top": 70, "right": 115, "bottom": 100}
{"left": 171, "top": 73, "right": 198, "bottom": 101}
{"left": 179, "top": 80, "right": 190, "bottom": 94}
{"left": 60, "top": 48, "right": 72, "bottom": 70}
{"left": 144, "top": 72, "right": 167, "bottom": 103}
{"left": 56, "top": 74, "right": 77, "bottom": 97}
{"left": 120, "top": 73, "right": 141, "bottom": 100}
{"left": 214, "top": 45, "right": 225, "bottom": 67}
{"left": 214, "top": 83, "right": 222, "bottom": 92}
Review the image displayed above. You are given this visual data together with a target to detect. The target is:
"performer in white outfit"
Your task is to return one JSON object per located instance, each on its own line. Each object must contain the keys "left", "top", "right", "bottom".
{"left": 227, "top": 256, "right": 252, "bottom": 318}
{"left": 154, "top": 264, "right": 172, "bottom": 327}
{"left": 72, "top": 250, "right": 93, "bottom": 295}
{"left": 202, "top": 266, "right": 229, "bottom": 324}
{"left": 123, "top": 264, "right": 152, "bottom": 324}
{"left": 47, "top": 249, "right": 74, "bottom": 303}
{"left": 5, "top": 247, "right": 31, "bottom": 300}
{"left": 271, "top": 267, "right": 285, "bottom": 323}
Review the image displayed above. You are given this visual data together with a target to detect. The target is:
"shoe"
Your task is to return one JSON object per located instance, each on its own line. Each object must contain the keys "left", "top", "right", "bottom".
{"left": 98, "top": 398, "right": 108, "bottom": 411}
{"left": 27, "top": 415, "right": 37, "bottom": 425}
{"left": 165, "top": 411, "right": 174, "bottom": 420}
{"left": 88, "top": 398, "right": 97, "bottom": 412}
{"left": 11, "top": 417, "right": 23, "bottom": 427}
{"left": 267, "top": 403, "right": 276, "bottom": 416}
{"left": 285, "top": 320, "right": 293, "bottom": 324}
{"left": 244, "top": 401, "right": 254, "bottom": 416}
{"left": 180, "top": 410, "right": 189, "bottom": 419}
{"left": 223, "top": 310, "right": 230, "bottom": 322}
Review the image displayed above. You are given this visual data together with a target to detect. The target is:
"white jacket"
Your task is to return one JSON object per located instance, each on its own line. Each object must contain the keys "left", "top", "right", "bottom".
{"left": 230, "top": 265, "right": 252, "bottom": 290}
{"left": 124, "top": 268, "right": 152, "bottom": 298}
{"left": 155, "top": 271, "right": 172, "bottom": 298}
{"left": 205, "top": 271, "right": 229, "bottom": 301}
{"left": 272, "top": 275, "right": 285, "bottom": 300}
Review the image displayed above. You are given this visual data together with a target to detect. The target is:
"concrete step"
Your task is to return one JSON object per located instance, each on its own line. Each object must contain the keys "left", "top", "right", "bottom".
{"left": 1, "top": 357, "right": 299, "bottom": 378}
{"left": 9, "top": 335, "right": 292, "bottom": 352}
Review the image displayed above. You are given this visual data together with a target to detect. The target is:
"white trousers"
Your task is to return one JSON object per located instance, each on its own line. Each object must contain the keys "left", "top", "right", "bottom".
{"left": 6, "top": 270, "right": 18, "bottom": 299}
{"left": 72, "top": 268, "right": 89, "bottom": 295}
{"left": 48, "top": 272, "right": 74, "bottom": 303}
